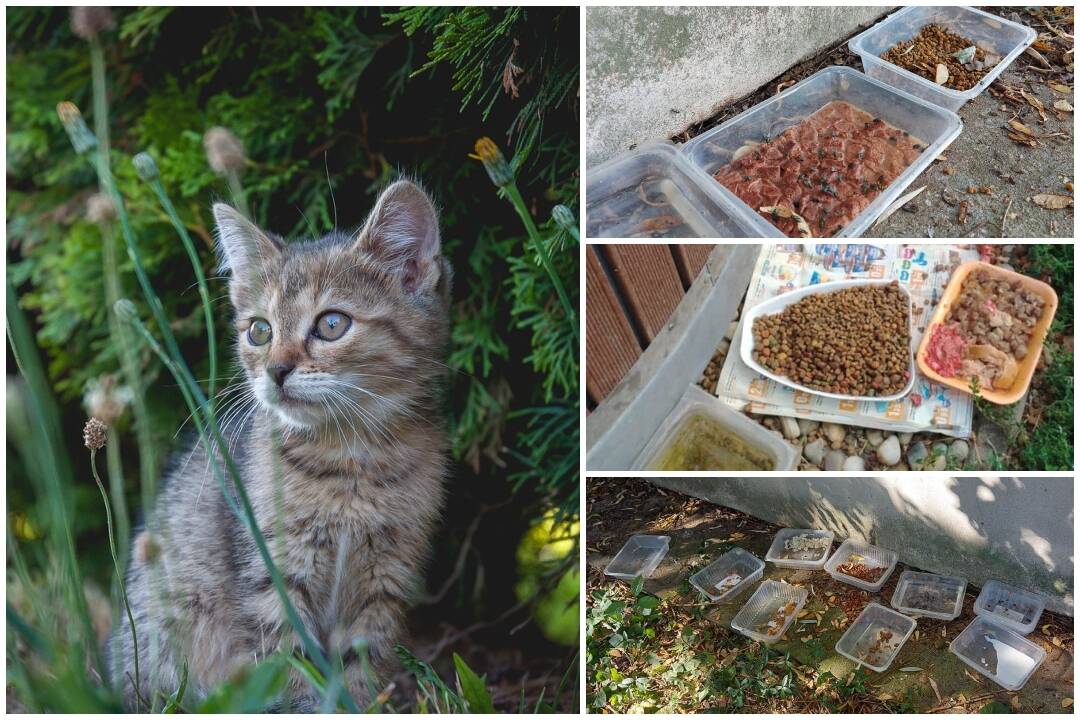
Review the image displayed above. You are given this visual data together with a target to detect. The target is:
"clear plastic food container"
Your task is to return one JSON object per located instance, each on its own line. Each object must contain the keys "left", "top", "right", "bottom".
{"left": 690, "top": 547, "right": 765, "bottom": 602}
{"left": 950, "top": 616, "right": 1047, "bottom": 690}
{"left": 604, "top": 535, "right": 671, "bottom": 581}
{"left": 824, "top": 538, "right": 898, "bottom": 592}
{"left": 835, "top": 602, "right": 917, "bottom": 672}
{"left": 631, "top": 384, "right": 799, "bottom": 471}
{"left": 765, "top": 528, "right": 835, "bottom": 569}
{"left": 585, "top": 143, "right": 760, "bottom": 238}
{"left": 915, "top": 261, "right": 1059, "bottom": 406}
{"left": 890, "top": 570, "right": 967, "bottom": 620}
{"left": 973, "top": 580, "right": 1046, "bottom": 635}
{"left": 731, "top": 579, "right": 808, "bottom": 644}
{"left": 849, "top": 6, "right": 1037, "bottom": 112}
{"left": 739, "top": 279, "right": 915, "bottom": 402}
{"left": 681, "top": 66, "right": 962, "bottom": 238}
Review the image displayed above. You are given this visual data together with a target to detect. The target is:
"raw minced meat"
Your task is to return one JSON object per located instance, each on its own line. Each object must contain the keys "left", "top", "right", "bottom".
{"left": 712, "top": 101, "right": 926, "bottom": 237}
{"left": 924, "top": 322, "right": 968, "bottom": 377}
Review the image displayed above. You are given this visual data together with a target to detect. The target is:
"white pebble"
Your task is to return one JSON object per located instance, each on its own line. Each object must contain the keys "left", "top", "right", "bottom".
{"left": 877, "top": 435, "right": 902, "bottom": 466}
{"left": 842, "top": 455, "right": 866, "bottom": 471}
{"left": 803, "top": 438, "right": 826, "bottom": 466}
{"left": 866, "top": 430, "right": 885, "bottom": 447}
{"left": 823, "top": 423, "right": 846, "bottom": 448}
{"left": 824, "top": 450, "right": 846, "bottom": 471}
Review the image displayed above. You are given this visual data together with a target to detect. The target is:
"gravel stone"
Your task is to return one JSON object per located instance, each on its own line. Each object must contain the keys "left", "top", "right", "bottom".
{"left": 803, "top": 438, "right": 826, "bottom": 466}
{"left": 824, "top": 450, "right": 847, "bottom": 471}
{"left": 948, "top": 439, "right": 970, "bottom": 463}
{"left": 866, "top": 430, "right": 885, "bottom": 447}
{"left": 907, "top": 441, "right": 929, "bottom": 469}
{"left": 876, "top": 435, "right": 902, "bottom": 466}
{"left": 842, "top": 455, "right": 866, "bottom": 471}
{"left": 823, "top": 423, "right": 846, "bottom": 448}
{"left": 780, "top": 416, "right": 801, "bottom": 440}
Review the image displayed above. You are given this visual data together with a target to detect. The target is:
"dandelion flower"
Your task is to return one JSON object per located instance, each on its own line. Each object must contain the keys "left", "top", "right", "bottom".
{"left": 56, "top": 101, "right": 97, "bottom": 155}
{"left": 71, "top": 7, "right": 115, "bottom": 40}
{"left": 86, "top": 192, "right": 117, "bottom": 224}
{"left": 203, "top": 127, "right": 246, "bottom": 174}
{"left": 471, "top": 137, "right": 514, "bottom": 188}
{"left": 83, "top": 417, "right": 108, "bottom": 450}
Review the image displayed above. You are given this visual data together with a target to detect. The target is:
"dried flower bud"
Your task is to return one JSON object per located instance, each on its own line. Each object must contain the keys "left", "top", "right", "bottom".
{"left": 113, "top": 299, "right": 138, "bottom": 321}
{"left": 57, "top": 101, "right": 97, "bottom": 155}
{"left": 132, "top": 152, "right": 159, "bottom": 182}
{"left": 85, "top": 192, "right": 117, "bottom": 224}
{"left": 551, "top": 204, "right": 577, "bottom": 233}
{"left": 471, "top": 137, "right": 513, "bottom": 188}
{"left": 70, "top": 7, "right": 115, "bottom": 40}
{"left": 83, "top": 417, "right": 108, "bottom": 450}
{"left": 203, "top": 127, "right": 246, "bottom": 174}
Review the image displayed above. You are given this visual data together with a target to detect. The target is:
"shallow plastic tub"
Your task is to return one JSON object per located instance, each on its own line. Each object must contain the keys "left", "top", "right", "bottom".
{"left": 632, "top": 384, "right": 798, "bottom": 471}
{"left": 915, "top": 261, "right": 1058, "bottom": 405}
{"left": 690, "top": 547, "right": 765, "bottom": 602}
{"left": 765, "top": 528, "right": 835, "bottom": 569}
{"left": 890, "top": 570, "right": 967, "bottom": 620}
{"left": 731, "top": 580, "right": 808, "bottom": 644}
{"left": 681, "top": 66, "right": 962, "bottom": 238}
{"left": 950, "top": 616, "right": 1047, "bottom": 690}
{"left": 835, "top": 603, "right": 917, "bottom": 672}
{"left": 739, "top": 279, "right": 915, "bottom": 402}
{"left": 849, "top": 6, "right": 1037, "bottom": 112}
{"left": 824, "top": 538, "right": 898, "bottom": 592}
{"left": 973, "top": 579, "right": 1046, "bottom": 635}
{"left": 585, "top": 143, "right": 760, "bottom": 238}
{"left": 604, "top": 535, "right": 671, "bottom": 581}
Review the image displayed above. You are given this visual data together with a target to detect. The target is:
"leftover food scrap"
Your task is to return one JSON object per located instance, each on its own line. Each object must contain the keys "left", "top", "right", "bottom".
{"left": 714, "top": 572, "right": 744, "bottom": 595}
{"left": 836, "top": 554, "right": 887, "bottom": 583}
{"left": 882, "top": 24, "right": 997, "bottom": 92}
{"left": 756, "top": 600, "right": 798, "bottom": 636}
{"left": 751, "top": 281, "right": 911, "bottom": 396}
{"left": 784, "top": 533, "right": 832, "bottom": 557}
{"left": 925, "top": 269, "right": 1046, "bottom": 390}
{"left": 712, "top": 101, "right": 926, "bottom": 237}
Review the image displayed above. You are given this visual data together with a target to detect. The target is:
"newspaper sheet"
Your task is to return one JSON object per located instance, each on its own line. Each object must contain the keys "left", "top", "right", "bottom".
{"left": 716, "top": 243, "right": 978, "bottom": 438}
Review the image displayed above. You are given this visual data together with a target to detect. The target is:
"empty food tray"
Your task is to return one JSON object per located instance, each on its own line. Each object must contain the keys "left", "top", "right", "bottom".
{"left": 690, "top": 547, "right": 765, "bottom": 602}
{"left": 950, "top": 616, "right": 1047, "bottom": 690}
{"left": 890, "top": 570, "right": 967, "bottom": 620}
{"left": 604, "top": 535, "right": 671, "bottom": 581}
{"left": 835, "top": 602, "right": 917, "bottom": 672}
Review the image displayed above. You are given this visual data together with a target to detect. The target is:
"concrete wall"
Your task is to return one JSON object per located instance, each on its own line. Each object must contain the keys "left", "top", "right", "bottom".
{"left": 650, "top": 477, "right": 1074, "bottom": 616}
{"left": 586, "top": 6, "right": 891, "bottom": 167}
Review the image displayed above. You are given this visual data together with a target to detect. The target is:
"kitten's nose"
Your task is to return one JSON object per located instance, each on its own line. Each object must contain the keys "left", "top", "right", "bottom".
{"left": 269, "top": 363, "right": 295, "bottom": 388}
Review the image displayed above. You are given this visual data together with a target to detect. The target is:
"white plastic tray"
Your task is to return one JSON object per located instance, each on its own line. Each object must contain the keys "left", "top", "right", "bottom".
{"left": 690, "top": 547, "right": 765, "bottom": 602}
{"left": 765, "top": 528, "right": 835, "bottom": 569}
{"left": 824, "top": 538, "right": 898, "bottom": 592}
{"left": 973, "top": 579, "right": 1046, "bottom": 635}
{"left": 835, "top": 602, "right": 917, "bottom": 672}
{"left": 585, "top": 143, "right": 761, "bottom": 238}
{"left": 632, "top": 384, "right": 799, "bottom": 471}
{"left": 849, "top": 6, "right": 1037, "bottom": 112}
{"left": 738, "top": 279, "right": 915, "bottom": 402}
{"left": 604, "top": 535, "right": 671, "bottom": 581}
{"left": 681, "top": 66, "right": 962, "bottom": 238}
{"left": 950, "top": 616, "right": 1047, "bottom": 691}
{"left": 731, "top": 580, "right": 808, "bottom": 644}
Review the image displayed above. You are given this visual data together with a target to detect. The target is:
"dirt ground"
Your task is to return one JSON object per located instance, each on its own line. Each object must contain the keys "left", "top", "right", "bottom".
{"left": 677, "top": 7, "right": 1074, "bottom": 238}
{"left": 586, "top": 479, "right": 1075, "bottom": 714}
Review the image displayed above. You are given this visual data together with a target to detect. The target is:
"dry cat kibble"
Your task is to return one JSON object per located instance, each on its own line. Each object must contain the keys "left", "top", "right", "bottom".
{"left": 751, "top": 281, "right": 911, "bottom": 396}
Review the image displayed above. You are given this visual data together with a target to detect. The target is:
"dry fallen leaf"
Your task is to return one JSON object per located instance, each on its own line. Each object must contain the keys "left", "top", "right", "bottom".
{"left": 958, "top": 199, "right": 970, "bottom": 224}
{"left": 928, "top": 677, "right": 943, "bottom": 704}
{"left": 935, "top": 63, "right": 949, "bottom": 85}
{"left": 1009, "top": 119, "right": 1036, "bottom": 135}
{"left": 1064, "top": 698, "right": 1074, "bottom": 708}
{"left": 943, "top": 166, "right": 956, "bottom": 175}
{"left": 1020, "top": 88, "right": 1048, "bottom": 122}
{"left": 1054, "top": 99, "right": 1074, "bottom": 112}
{"left": 1067, "top": 182, "right": 1074, "bottom": 192}
{"left": 1008, "top": 131, "right": 1038, "bottom": 147}
{"left": 1031, "top": 193, "right": 1074, "bottom": 209}
{"left": 871, "top": 185, "right": 925, "bottom": 228}
{"left": 1050, "top": 83, "right": 1072, "bottom": 93}
{"left": 759, "top": 205, "right": 812, "bottom": 237}
{"left": 899, "top": 667, "right": 924, "bottom": 672}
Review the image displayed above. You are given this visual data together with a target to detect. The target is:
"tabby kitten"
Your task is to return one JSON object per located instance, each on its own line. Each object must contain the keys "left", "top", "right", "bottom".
{"left": 108, "top": 180, "right": 451, "bottom": 710}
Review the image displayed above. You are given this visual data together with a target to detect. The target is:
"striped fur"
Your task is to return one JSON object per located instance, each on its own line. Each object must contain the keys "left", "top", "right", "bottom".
{"left": 108, "top": 181, "right": 451, "bottom": 710}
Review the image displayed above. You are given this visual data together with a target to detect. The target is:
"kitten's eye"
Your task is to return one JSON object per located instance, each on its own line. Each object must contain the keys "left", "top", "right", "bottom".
{"left": 314, "top": 311, "right": 351, "bottom": 341}
{"left": 247, "top": 318, "right": 272, "bottom": 346}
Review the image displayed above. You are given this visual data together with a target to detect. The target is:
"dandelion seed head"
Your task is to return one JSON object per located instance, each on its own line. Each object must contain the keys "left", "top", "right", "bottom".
{"left": 86, "top": 192, "right": 117, "bottom": 224}
{"left": 71, "top": 7, "right": 115, "bottom": 40}
{"left": 203, "top": 127, "right": 246, "bottom": 174}
{"left": 83, "top": 374, "right": 131, "bottom": 426}
{"left": 83, "top": 417, "right": 108, "bottom": 450}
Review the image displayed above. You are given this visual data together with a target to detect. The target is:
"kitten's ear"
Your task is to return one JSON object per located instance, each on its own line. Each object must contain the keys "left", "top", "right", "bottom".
{"left": 212, "top": 203, "right": 283, "bottom": 284}
{"left": 353, "top": 180, "right": 441, "bottom": 293}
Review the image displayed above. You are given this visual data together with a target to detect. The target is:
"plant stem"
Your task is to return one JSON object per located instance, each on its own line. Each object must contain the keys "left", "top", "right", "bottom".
{"left": 90, "top": 448, "right": 142, "bottom": 712}
{"left": 105, "top": 426, "right": 130, "bottom": 572}
{"left": 502, "top": 184, "right": 578, "bottom": 343}
{"left": 147, "top": 179, "right": 218, "bottom": 404}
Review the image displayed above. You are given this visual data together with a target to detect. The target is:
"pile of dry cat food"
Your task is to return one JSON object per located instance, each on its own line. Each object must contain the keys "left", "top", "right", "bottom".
{"left": 882, "top": 24, "right": 995, "bottom": 91}
{"left": 924, "top": 270, "right": 1046, "bottom": 390}
{"left": 751, "top": 281, "right": 911, "bottom": 396}
{"left": 712, "top": 101, "right": 927, "bottom": 238}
